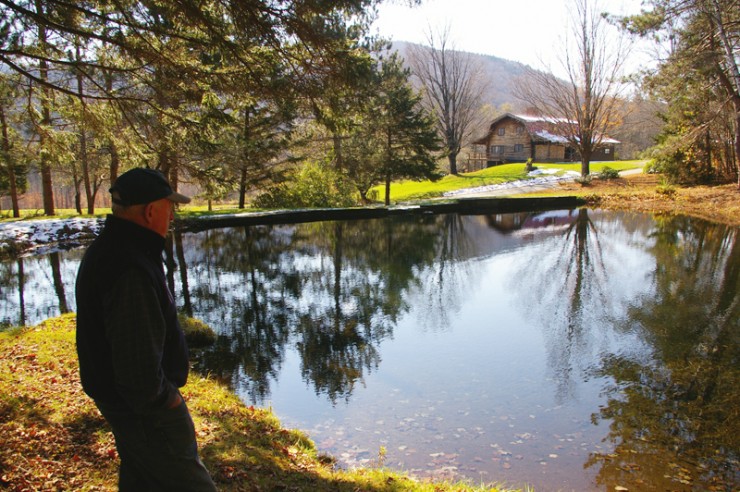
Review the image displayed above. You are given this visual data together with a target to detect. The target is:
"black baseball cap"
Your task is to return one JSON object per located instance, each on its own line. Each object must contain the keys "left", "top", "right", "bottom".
{"left": 110, "top": 168, "right": 191, "bottom": 206}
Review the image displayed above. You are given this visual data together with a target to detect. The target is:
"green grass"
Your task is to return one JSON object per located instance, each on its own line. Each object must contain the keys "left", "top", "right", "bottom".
{"left": 0, "top": 208, "right": 109, "bottom": 222}
{"left": 370, "top": 161, "right": 644, "bottom": 203}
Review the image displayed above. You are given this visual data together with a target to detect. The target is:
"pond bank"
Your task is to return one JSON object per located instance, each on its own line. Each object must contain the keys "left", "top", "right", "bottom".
{"left": 0, "top": 314, "right": 523, "bottom": 491}
{"left": 179, "top": 196, "right": 584, "bottom": 231}
{"left": 0, "top": 196, "right": 583, "bottom": 259}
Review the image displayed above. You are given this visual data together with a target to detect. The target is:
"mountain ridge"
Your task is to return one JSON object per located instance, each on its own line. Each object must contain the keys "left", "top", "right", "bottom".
{"left": 390, "top": 40, "right": 533, "bottom": 109}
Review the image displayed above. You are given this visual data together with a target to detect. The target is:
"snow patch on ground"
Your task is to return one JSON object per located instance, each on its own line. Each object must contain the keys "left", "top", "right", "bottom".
{"left": 443, "top": 169, "right": 580, "bottom": 197}
{"left": 0, "top": 217, "right": 104, "bottom": 257}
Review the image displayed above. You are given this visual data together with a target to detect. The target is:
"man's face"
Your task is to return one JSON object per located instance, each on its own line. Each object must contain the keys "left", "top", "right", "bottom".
{"left": 147, "top": 198, "right": 175, "bottom": 237}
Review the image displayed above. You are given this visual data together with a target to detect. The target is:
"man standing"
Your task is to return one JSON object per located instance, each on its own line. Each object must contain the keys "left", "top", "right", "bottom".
{"left": 75, "top": 168, "right": 217, "bottom": 490}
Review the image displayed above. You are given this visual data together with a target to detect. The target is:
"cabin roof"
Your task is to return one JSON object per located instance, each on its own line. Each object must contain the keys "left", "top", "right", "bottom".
{"left": 473, "top": 113, "right": 620, "bottom": 145}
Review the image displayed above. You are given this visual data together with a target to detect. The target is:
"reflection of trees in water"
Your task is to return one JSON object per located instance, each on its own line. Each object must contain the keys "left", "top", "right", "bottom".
{"left": 184, "top": 225, "right": 294, "bottom": 403}
{"left": 513, "top": 208, "right": 611, "bottom": 403}
{"left": 587, "top": 217, "right": 740, "bottom": 491}
{"left": 186, "top": 216, "right": 442, "bottom": 404}
{"left": 49, "top": 252, "right": 69, "bottom": 314}
{"left": 411, "top": 214, "right": 477, "bottom": 333}
{"left": 0, "top": 258, "right": 25, "bottom": 326}
{"left": 293, "top": 218, "right": 443, "bottom": 402}
{"left": 0, "top": 251, "right": 83, "bottom": 327}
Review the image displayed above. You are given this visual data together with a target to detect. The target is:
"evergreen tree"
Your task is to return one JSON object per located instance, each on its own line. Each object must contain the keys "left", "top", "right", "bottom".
{"left": 346, "top": 52, "right": 441, "bottom": 205}
{"left": 622, "top": 0, "right": 740, "bottom": 186}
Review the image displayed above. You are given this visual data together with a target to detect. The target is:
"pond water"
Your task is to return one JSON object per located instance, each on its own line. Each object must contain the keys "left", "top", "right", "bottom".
{"left": 1, "top": 209, "right": 738, "bottom": 491}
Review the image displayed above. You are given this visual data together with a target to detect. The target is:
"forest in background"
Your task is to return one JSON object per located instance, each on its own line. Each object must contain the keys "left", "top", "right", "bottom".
{"left": 1, "top": 0, "right": 738, "bottom": 216}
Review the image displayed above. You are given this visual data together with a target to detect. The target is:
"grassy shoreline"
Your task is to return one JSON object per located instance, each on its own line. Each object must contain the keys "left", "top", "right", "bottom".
{"left": 0, "top": 314, "right": 525, "bottom": 491}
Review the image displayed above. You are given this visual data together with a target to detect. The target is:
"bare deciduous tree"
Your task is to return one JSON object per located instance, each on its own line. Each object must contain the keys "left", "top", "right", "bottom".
{"left": 408, "top": 26, "right": 488, "bottom": 175}
{"left": 516, "top": 0, "right": 630, "bottom": 177}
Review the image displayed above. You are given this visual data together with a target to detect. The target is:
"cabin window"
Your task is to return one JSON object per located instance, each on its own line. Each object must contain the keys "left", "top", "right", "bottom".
{"left": 605, "top": 148, "right": 611, "bottom": 154}
{"left": 490, "top": 145, "right": 505, "bottom": 154}
{"left": 516, "top": 126, "right": 524, "bottom": 135}
{"left": 497, "top": 127, "right": 505, "bottom": 136}
{"left": 514, "top": 144, "right": 524, "bottom": 153}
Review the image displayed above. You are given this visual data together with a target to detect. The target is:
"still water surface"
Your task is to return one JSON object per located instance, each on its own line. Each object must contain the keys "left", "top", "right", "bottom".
{"left": 1, "top": 209, "right": 738, "bottom": 491}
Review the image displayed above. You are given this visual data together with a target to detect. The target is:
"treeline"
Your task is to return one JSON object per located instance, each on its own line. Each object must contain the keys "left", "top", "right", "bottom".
{"left": 0, "top": 0, "right": 738, "bottom": 219}
{"left": 0, "top": 0, "right": 440, "bottom": 217}
{"left": 622, "top": 0, "right": 740, "bottom": 187}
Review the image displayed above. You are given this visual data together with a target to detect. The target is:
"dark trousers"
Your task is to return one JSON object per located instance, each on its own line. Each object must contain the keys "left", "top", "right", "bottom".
{"left": 96, "top": 398, "right": 217, "bottom": 491}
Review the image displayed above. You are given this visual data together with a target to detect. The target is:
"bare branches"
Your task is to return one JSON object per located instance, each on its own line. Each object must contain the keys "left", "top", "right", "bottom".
{"left": 407, "top": 26, "right": 488, "bottom": 174}
{"left": 516, "top": 0, "right": 630, "bottom": 176}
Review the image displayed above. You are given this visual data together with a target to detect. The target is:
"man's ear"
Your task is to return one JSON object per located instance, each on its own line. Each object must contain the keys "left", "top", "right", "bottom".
{"left": 142, "top": 202, "right": 156, "bottom": 224}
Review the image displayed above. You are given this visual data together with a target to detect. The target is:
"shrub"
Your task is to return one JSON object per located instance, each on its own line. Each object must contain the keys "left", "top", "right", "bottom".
{"left": 255, "top": 161, "right": 357, "bottom": 209}
{"left": 644, "top": 137, "right": 715, "bottom": 185}
{"left": 655, "top": 178, "right": 677, "bottom": 197}
{"left": 575, "top": 174, "right": 593, "bottom": 186}
{"left": 178, "top": 315, "right": 216, "bottom": 347}
{"left": 598, "top": 166, "right": 620, "bottom": 180}
{"left": 643, "top": 159, "right": 661, "bottom": 174}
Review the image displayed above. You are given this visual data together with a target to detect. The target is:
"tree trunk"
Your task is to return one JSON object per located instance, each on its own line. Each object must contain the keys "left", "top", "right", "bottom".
{"left": 105, "top": 70, "right": 119, "bottom": 186}
{"left": 76, "top": 44, "right": 94, "bottom": 215}
{"left": 0, "top": 104, "right": 20, "bottom": 217}
{"left": 239, "top": 167, "right": 247, "bottom": 209}
{"left": 735, "top": 113, "right": 740, "bottom": 190}
{"left": 580, "top": 146, "right": 592, "bottom": 177}
{"left": 36, "top": 0, "right": 55, "bottom": 216}
{"left": 80, "top": 128, "right": 94, "bottom": 214}
{"left": 333, "top": 132, "right": 343, "bottom": 171}
{"left": 384, "top": 173, "right": 391, "bottom": 206}
{"left": 581, "top": 159, "right": 590, "bottom": 178}
{"left": 448, "top": 152, "right": 458, "bottom": 175}
{"left": 74, "top": 181, "right": 82, "bottom": 215}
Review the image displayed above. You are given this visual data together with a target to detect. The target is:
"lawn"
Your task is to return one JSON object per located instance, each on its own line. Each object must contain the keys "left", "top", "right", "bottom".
{"left": 371, "top": 161, "right": 645, "bottom": 203}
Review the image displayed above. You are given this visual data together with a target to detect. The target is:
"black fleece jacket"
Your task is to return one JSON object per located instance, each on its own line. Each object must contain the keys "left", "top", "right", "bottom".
{"left": 75, "top": 214, "right": 188, "bottom": 414}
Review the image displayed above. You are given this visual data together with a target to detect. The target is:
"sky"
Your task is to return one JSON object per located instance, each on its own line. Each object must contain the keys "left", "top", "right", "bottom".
{"left": 371, "top": 0, "right": 650, "bottom": 73}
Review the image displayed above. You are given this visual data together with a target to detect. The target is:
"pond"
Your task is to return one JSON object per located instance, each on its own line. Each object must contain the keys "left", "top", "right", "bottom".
{"left": 1, "top": 208, "right": 738, "bottom": 491}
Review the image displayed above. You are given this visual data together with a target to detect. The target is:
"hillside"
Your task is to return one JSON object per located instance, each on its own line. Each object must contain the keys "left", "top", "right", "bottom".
{"left": 392, "top": 41, "right": 532, "bottom": 109}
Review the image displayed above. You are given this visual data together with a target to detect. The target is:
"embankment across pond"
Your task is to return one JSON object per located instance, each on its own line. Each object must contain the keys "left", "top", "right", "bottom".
{"left": 178, "top": 196, "right": 586, "bottom": 232}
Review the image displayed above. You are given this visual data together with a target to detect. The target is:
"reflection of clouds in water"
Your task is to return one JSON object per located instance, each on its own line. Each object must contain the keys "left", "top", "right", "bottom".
{"left": 508, "top": 210, "right": 656, "bottom": 404}
{"left": 407, "top": 215, "right": 503, "bottom": 334}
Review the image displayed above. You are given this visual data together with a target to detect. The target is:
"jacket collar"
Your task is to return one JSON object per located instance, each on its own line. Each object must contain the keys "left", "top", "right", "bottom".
{"left": 103, "top": 214, "right": 166, "bottom": 256}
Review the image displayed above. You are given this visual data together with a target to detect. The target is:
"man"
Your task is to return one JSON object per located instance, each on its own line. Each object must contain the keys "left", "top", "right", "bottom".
{"left": 75, "top": 168, "right": 217, "bottom": 491}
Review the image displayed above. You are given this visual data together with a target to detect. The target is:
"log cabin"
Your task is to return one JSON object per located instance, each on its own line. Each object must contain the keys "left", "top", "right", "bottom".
{"left": 467, "top": 113, "right": 619, "bottom": 170}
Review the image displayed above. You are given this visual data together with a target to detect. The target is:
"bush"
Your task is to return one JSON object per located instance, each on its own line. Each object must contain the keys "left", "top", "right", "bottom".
{"left": 598, "top": 166, "right": 620, "bottom": 180}
{"left": 643, "top": 160, "right": 661, "bottom": 174}
{"left": 644, "top": 138, "right": 715, "bottom": 185}
{"left": 575, "top": 175, "right": 593, "bottom": 186}
{"left": 655, "top": 178, "right": 677, "bottom": 197}
{"left": 178, "top": 315, "right": 216, "bottom": 347}
{"left": 254, "top": 161, "right": 357, "bottom": 209}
